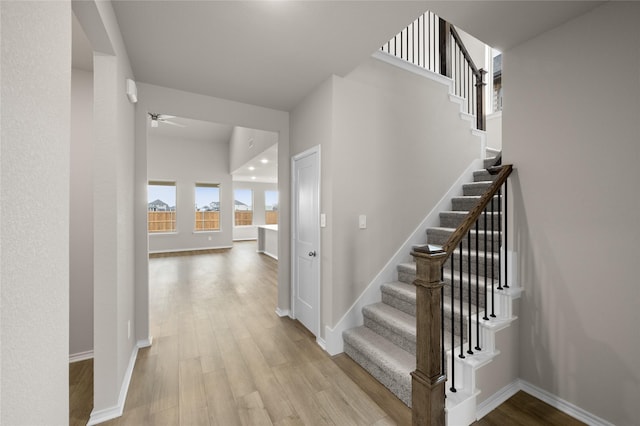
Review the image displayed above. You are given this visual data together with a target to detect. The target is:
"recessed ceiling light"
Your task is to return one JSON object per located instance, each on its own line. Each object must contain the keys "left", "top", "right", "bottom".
{"left": 248, "top": 166, "right": 255, "bottom": 171}
{"left": 251, "top": 176, "right": 257, "bottom": 180}
{"left": 260, "top": 158, "right": 268, "bottom": 164}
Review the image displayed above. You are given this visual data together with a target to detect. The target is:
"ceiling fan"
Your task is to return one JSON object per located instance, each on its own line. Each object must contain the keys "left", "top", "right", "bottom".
{"left": 148, "top": 113, "right": 185, "bottom": 128}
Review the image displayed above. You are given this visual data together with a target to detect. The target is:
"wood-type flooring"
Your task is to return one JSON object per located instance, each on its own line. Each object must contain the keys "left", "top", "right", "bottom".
{"left": 69, "top": 241, "right": 584, "bottom": 425}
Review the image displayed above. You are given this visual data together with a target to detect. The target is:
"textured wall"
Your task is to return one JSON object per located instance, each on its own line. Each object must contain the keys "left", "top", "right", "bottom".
{"left": 1, "top": 2, "right": 71, "bottom": 423}
{"left": 70, "top": 68, "right": 95, "bottom": 357}
{"left": 504, "top": 3, "right": 640, "bottom": 424}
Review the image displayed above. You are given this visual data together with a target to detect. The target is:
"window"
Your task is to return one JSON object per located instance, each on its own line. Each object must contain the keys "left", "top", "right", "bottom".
{"left": 195, "top": 183, "right": 220, "bottom": 231}
{"left": 265, "top": 190, "right": 278, "bottom": 225}
{"left": 234, "top": 189, "right": 253, "bottom": 226}
{"left": 492, "top": 53, "right": 503, "bottom": 113}
{"left": 148, "top": 181, "right": 176, "bottom": 233}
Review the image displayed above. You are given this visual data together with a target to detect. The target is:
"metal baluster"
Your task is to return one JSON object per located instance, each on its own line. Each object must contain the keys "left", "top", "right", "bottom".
{"left": 504, "top": 179, "right": 510, "bottom": 288}
{"left": 498, "top": 186, "right": 503, "bottom": 291}
{"left": 458, "top": 241, "right": 465, "bottom": 359}
{"left": 450, "top": 250, "right": 456, "bottom": 393}
{"left": 490, "top": 194, "right": 496, "bottom": 318}
{"left": 467, "top": 230, "right": 473, "bottom": 355}
{"left": 441, "top": 264, "right": 445, "bottom": 377}
{"left": 475, "top": 218, "right": 481, "bottom": 351}
{"left": 483, "top": 207, "right": 489, "bottom": 321}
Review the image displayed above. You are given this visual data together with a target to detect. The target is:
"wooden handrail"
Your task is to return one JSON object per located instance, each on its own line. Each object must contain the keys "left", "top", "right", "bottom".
{"left": 410, "top": 164, "right": 512, "bottom": 425}
{"left": 435, "top": 164, "right": 512, "bottom": 258}
{"left": 449, "top": 26, "right": 481, "bottom": 77}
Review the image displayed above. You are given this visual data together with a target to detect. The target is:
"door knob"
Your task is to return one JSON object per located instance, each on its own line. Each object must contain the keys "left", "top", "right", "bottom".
{"left": 308, "top": 251, "right": 317, "bottom": 257}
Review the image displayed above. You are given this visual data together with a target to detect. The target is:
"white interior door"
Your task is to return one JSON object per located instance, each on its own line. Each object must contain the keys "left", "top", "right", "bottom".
{"left": 292, "top": 147, "right": 320, "bottom": 336}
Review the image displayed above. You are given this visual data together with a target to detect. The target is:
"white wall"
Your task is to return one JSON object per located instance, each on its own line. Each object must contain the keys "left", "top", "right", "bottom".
{"left": 291, "top": 56, "right": 481, "bottom": 333}
{"left": 232, "top": 181, "right": 279, "bottom": 241}
{"left": 230, "top": 126, "right": 278, "bottom": 174}
{"left": 70, "top": 68, "right": 95, "bottom": 357}
{"left": 486, "top": 112, "right": 502, "bottom": 151}
{"left": 504, "top": 3, "right": 640, "bottom": 424}
{"left": 73, "top": 0, "right": 138, "bottom": 419}
{"left": 148, "top": 136, "right": 233, "bottom": 252}
{"left": 1, "top": 2, "right": 71, "bottom": 423}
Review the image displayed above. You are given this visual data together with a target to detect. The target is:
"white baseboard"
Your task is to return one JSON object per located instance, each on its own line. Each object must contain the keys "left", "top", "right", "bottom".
{"left": 275, "top": 307, "right": 291, "bottom": 318}
{"left": 478, "top": 379, "right": 614, "bottom": 426}
{"left": 137, "top": 336, "right": 153, "bottom": 348}
{"left": 87, "top": 343, "right": 140, "bottom": 425}
{"left": 69, "top": 350, "right": 94, "bottom": 363}
{"left": 519, "top": 380, "right": 615, "bottom": 426}
{"left": 323, "top": 158, "right": 484, "bottom": 356}
{"left": 476, "top": 381, "right": 520, "bottom": 419}
{"left": 148, "top": 245, "right": 232, "bottom": 255}
{"left": 258, "top": 250, "right": 278, "bottom": 260}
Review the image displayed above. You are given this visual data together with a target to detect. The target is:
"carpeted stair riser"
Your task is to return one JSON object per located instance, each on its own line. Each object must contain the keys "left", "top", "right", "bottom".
{"left": 426, "top": 227, "right": 501, "bottom": 248}
{"left": 462, "top": 182, "right": 494, "bottom": 196}
{"left": 439, "top": 211, "right": 501, "bottom": 230}
{"left": 396, "top": 263, "right": 492, "bottom": 308}
{"left": 381, "top": 281, "right": 416, "bottom": 316}
{"left": 484, "top": 157, "right": 500, "bottom": 168}
{"left": 451, "top": 195, "right": 501, "bottom": 212}
{"left": 442, "top": 271, "right": 490, "bottom": 308}
{"left": 473, "top": 170, "right": 499, "bottom": 182}
{"left": 343, "top": 327, "right": 414, "bottom": 406}
{"left": 363, "top": 303, "right": 416, "bottom": 355}
{"left": 443, "top": 251, "right": 500, "bottom": 278}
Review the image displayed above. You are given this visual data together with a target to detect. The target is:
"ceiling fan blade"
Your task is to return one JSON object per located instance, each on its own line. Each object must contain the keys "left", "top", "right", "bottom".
{"left": 162, "top": 120, "right": 186, "bottom": 127}
{"left": 158, "top": 114, "right": 176, "bottom": 120}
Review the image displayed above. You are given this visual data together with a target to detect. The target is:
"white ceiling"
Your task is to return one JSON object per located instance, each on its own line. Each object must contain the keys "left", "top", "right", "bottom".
{"left": 111, "top": 1, "right": 429, "bottom": 111}
{"left": 232, "top": 144, "right": 279, "bottom": 184}
{"left": 425, "top": 1, "right": 606, "bottom": 53}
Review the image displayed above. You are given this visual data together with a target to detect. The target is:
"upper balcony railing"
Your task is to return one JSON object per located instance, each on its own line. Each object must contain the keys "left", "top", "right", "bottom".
{"left": 381, "top": 12, "right": 487, "bottom": 131}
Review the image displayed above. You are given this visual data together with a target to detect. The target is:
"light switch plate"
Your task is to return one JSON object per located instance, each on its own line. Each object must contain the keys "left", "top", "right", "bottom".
{"left": 359, "top": 215, "right": 366, "bottom": 229}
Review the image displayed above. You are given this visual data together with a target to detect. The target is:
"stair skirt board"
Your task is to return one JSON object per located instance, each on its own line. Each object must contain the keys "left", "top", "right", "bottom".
{"left": 340, "top": 160, "right": 519, "bottom": 425}
{"left": 324, "top": 158, "right": 484, "bottom": 356}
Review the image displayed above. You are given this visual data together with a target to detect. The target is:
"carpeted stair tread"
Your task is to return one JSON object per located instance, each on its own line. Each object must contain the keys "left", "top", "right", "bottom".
{"left": 427, "top": 226, "right": 501, "bottom": 247}
{"left": 452, "top": 195, "right": 501, "bottom": 212}
{"left": 473, "top": 169, "right": 498, "bottom": 182}
{"left": 439, "top": 211, "right": 500, "bottom": 230}
{"left": 363, "top": 302, "right": 416, "bottom": 354}
{"left": 462, "top": 181, "right": 493, "bottom": 196}
{"left": 343, "top": 326, "right": 414, "bottom": 406}
{"left": 400, "top": 253, "right": 500, "bottom": 283}
{"left": 381, "top": 281, "right": 416, "bottom": 316}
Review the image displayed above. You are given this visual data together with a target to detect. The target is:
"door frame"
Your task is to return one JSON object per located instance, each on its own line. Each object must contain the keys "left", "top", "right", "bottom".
{"left": 290, "top": 145, "right": 321, "bottom": 338}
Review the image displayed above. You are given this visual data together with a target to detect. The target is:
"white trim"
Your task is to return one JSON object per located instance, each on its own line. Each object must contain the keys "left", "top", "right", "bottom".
{"left": 290, "top": 145, "right": 321, "bottom": 338}
{"left": 137, "top": 336, "right": 153, "bottom": 348}
{"left": 373, "top": 50, "right": 453, "bottom": 88}
{"left": 275, "top": 307, "right": 291, "bottom": 318}
{"left": 148, "top": 245, "right": 232, "bottom": 254}
{"left": 519, "top": 380, "right": 615, "bottom": 426}
{"left": 69, "top": 350, "right": 94, "bottom": 363}
{"left": 258, "top": 250, "right": 278, "bottom": 260}
{"left": 323, "top": 158, "right": 484, "bottom": 355}
{"left": 316, "top": 336, "right": 326, "bottom": 351}
{"left": 476, "top": 381, "right": 520, "bottom": 419}
{"left": 87, "top": 344, "right": 140, "bottom": 425}
{"left": 478, "top": 379, "right": 615, "bottom": 426}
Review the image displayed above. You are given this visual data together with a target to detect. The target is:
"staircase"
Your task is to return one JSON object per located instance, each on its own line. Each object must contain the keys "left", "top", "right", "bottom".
{"left": 342, "top": 153, "right": 517, "bottom": 424}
